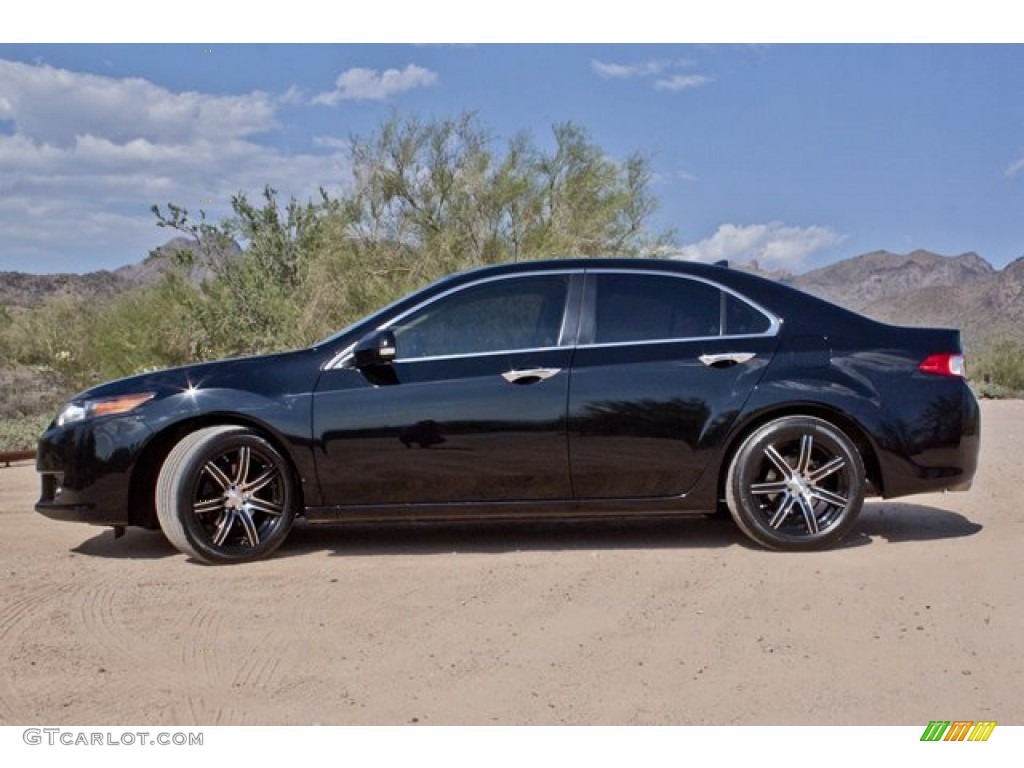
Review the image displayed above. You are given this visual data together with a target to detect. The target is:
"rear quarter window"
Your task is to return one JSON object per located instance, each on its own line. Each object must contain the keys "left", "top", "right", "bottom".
{"left": 724, "top": 292, "right": 772, "bottom": 335}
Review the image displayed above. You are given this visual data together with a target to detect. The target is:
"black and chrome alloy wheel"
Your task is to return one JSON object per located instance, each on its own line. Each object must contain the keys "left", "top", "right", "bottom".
{"left": 156, "top": 426, "right": 296, "bottom": 564}
{"left": 725, "top": 416, "right": 866, "bottom": 551}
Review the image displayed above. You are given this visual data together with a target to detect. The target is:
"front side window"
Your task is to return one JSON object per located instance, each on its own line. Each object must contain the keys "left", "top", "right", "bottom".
{"left": 392, "top": 275, "right": 569, "bottom": 359}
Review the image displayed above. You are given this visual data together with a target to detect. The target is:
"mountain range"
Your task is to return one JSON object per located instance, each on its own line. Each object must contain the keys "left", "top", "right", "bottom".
{"left": 1, "top": 244, "right": 1021, "bottom": 351}
{"left": 731, "top": 249, "right": 1022, "bottom": 350}
{"left": 0, "top": 237, "right": 240, "bottom": 308}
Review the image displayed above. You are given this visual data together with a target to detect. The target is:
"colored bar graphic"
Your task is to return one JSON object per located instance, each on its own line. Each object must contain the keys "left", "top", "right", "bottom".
{"left": 921, "top": 721, "right": 950, "bottom": 741}
{"left": 944, "top": 721, "right": 973, "bottom": 741}
{"left": 968, "top": 721, "right": 996, "bottom": 742}
{"left": 920, "top": 720, "right": 996, "bottom": 742}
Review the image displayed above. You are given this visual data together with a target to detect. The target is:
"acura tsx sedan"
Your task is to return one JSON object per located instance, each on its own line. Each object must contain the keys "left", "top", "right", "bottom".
{"left": 36, "top": 258, "right": 980, "bottom": 563}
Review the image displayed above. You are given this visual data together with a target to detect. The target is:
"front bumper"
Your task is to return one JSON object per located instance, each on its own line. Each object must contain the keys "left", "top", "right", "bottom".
{"left": 35, "top": 415, "right": 154, "bottom": 526}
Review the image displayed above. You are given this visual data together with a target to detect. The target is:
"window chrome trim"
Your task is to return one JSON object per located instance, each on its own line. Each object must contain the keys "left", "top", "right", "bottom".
{"left": 576, "top": 332, "right": 775, "bottom": 352}
{"left": 581, "top": 267, "right": 782, "bottom": 345}
{"left": 375, "top": 344, "right": 569, "bottom": 365}
{"left": 326, "top": 269, "right": 578, "bottom": 369}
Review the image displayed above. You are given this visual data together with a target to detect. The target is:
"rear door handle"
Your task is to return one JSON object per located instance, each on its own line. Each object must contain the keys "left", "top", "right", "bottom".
{"left": 699, "top": 352, "right": 755, "bottom": 368}
{"left": 501, "top": 367, "right": 562, "bottom": 385}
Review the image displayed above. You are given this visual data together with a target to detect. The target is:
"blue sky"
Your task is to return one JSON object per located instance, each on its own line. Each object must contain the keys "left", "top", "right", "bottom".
{"left": 1, "top": 42, "right": 1023, "bottom": 274}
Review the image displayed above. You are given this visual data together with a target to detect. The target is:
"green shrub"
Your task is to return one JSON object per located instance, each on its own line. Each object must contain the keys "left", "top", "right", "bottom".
{"left": 971, "top": 381, "right": 1022, "bottom": 400}
{"left": 0, "top": 413, "right": 50, "bottom": 453}
{"left": 971, "top": 337, "right": 1024, "bottom": 396}
{"left": 3, "top": 112, "right": 668, "bottom": 404}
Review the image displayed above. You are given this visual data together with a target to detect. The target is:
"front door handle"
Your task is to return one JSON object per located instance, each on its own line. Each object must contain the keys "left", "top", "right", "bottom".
{"left": 699, "top": 352, "right": 756, "bottom": 368}
{"left": 501, "top": 367, "right": 562, "bottom": 385}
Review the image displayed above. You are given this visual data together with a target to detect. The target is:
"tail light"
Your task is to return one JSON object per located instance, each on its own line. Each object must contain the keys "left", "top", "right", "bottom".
{"left": 918, "top": 353, "right": 965, "bottom": 378}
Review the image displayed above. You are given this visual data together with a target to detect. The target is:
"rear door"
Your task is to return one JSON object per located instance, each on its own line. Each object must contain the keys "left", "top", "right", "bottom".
{"left": 568, "top": 269, "right": 780, "bottom": 500}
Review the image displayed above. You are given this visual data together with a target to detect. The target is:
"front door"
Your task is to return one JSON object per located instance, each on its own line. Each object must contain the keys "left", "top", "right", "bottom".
{"left": 313, "top": 272, "right": 579, "bottom": 507}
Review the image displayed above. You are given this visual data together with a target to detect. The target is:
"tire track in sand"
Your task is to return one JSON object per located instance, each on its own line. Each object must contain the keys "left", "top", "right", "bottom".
{"left": 0, "top": 583, "right": 70, "bottom": 722}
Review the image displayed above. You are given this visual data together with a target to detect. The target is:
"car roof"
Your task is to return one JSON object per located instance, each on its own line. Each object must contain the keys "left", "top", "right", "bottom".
{"left": 447, "top": 257, "right": 787, "bottom": 302}
{"left": 453, "top": 257, "right": 729, "bottom": 279}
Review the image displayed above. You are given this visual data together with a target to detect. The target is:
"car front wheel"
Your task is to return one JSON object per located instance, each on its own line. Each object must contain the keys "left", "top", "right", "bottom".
{"left": 725, "top": 415, "right": 866, "bottom": 551}
{"left": 156, "top": 426, "right": 297, "bottom": 564}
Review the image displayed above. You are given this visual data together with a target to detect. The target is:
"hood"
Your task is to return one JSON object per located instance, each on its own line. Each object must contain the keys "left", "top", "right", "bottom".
{"left": 71, "top": 348, "right": 324, "bottom": 403}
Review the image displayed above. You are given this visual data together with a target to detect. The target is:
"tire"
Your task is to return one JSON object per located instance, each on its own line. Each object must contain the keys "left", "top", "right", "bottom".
{"left": 156, "top": 426, "right": 297, "bottom": 564}
{"left": 725, "top": 416, "right": 865, "bottom": 551}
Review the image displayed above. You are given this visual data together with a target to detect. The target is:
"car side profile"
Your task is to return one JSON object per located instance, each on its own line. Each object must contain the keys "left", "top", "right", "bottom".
{"left": 36, "top": 259, "right": 980, "bottom": 563}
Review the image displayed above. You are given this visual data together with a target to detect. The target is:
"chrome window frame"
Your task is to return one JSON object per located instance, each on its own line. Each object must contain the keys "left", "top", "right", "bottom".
{"left": 325, "top": 265, "right": 781, "bottom": 369}
{"left": 326, "top": 270, "right": 578, "bottom": 369}
{"left": 577, "top": 267, "right": 781, "bottom": 349}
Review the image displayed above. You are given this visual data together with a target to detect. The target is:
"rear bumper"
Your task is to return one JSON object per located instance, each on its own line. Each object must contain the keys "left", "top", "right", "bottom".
{"left": 876, "top": 381, "right": 981, "bottom": 499}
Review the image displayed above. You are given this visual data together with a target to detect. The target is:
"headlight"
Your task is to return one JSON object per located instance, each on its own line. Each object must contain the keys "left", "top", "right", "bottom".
{"left": 56, "top": 393, "right": 156, "bottom": 427}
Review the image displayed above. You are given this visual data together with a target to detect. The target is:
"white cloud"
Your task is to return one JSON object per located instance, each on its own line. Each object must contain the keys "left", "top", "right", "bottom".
{"left": 313, "top": 135, "right": 349, "bottom": 150}
{"left": 0, "top": 194, "right": 159, "bottom": 265}
{"left": 1005, "top": 157, "right": 1024, "bottom": 177}
{"left": 312, "top": 64, "right": 438, "bottom": 105}
{"left": 651, "top": 169, "right": 698, "bottom": 185}
{"left": 0, "top": 59, "right": 348, "bottom": 272}
{"left": 0, "top": 59, "right": 276, "bottom": 146}
{"left": 654, "top": 74, "right": 713, "bottom": 92}
{"left": 591, "top": 57, "right": 711, "bottom": 93}
{"left": 674, "top": 223, "right": 846, "bottom": 270}
{"left": 278, "top": 85, "right": 307, "bottom": 105}
{"left": 591, "top": 59, "right": 670, "bottom": 79}
{"left": 0, "top": 133, "right": 346, "bottom": 213}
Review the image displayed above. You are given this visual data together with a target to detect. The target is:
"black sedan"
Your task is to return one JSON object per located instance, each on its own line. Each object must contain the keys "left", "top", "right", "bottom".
{"left": 36, "top": 258, "right": 980, "bottom": 563}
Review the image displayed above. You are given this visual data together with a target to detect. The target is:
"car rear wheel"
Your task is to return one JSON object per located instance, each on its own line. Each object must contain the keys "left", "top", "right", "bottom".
{"left": 156, "top": 426, "right": 296, "bottom": 564}
{"left": 725, "top": 416, "right": 865, "bottom": 551}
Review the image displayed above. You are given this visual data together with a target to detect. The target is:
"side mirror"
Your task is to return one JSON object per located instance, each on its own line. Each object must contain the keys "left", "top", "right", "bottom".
{"left": 352, "top": 329, "right": 397, "bottom": 368}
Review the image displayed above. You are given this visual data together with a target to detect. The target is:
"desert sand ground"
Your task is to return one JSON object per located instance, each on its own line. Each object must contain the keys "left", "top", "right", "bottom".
{"left": 0, "top": 401, "right": 1021, "bottom": 725}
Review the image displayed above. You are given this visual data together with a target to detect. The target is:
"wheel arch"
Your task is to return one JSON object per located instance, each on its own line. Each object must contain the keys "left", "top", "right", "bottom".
{"left": 127, "top": 413, "right": 306, "bottom": 529}
{"left": 716, "top": 402, "right": 883, "bottom": 507}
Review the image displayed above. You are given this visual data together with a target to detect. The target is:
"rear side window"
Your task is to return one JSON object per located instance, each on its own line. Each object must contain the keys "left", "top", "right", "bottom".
{"left": 592, "top": 273, "right": 722, "bottom": 344}
{"left": 591, "top": 273, "right": 772, "bottom": 344}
